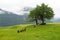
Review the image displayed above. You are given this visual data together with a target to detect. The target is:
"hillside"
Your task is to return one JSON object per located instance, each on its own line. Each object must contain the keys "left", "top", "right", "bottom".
{"left": 0, "top": 24, "right": 60, "bottom": 40}
{"left": 0, "top": 9, "right": 34, "bottom": 26}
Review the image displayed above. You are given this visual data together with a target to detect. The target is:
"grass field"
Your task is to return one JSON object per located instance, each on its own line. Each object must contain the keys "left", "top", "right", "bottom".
{"left": 0, "top": 24, "right": 60, "bottom": 40}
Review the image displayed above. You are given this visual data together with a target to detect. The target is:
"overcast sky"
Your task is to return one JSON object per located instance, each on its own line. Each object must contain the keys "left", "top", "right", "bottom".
{"left": 0, "top": 0, "right": 60, "bottom": 18}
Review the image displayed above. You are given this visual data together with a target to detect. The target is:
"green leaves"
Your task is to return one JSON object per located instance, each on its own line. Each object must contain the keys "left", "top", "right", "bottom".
{"left": 29, "top": 3, "right": 54, "bottom": 24}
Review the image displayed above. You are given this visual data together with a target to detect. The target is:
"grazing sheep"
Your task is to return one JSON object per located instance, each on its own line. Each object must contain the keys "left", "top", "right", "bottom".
{"left": 20, "top": 27, "right": 26, "bottom": 32}
{"left": 17, "top": 27, "right": 26, "bottom": 33}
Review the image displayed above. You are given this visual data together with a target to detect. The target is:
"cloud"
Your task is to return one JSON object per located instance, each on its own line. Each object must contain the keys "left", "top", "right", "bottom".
{"left": 0, "top": 0, "right": 60, "bottom": 18}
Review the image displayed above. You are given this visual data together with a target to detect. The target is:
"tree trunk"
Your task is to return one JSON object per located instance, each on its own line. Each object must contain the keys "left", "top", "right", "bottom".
{"left": 35, "top": 17, "right": 38, "bottom": 25}
{"left": 41, "top": 18, "right": 44, "bottom": 24}
{"left": 40, "top": 15, "right": 46, "bottom": 25}
{"left": 35, "top": 18, "right": 38, "bottom": 25}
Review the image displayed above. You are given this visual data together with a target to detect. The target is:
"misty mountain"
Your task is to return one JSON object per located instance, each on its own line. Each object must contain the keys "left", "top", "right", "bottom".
{"left": 0, "top": 9, "right": 34, "bottom": 26}
{"left": 0, "top": 8, "right": 60, "bottom": 26}
{"left": 0, "top": 13, "right": 24, "bottom": 26}
{"left": 0, "top": 9, "right": 25, "bottom": 26}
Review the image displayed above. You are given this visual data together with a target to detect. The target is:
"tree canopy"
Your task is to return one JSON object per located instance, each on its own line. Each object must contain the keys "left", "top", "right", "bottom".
{"left": 29, "top": 3, "right": 54, "bottom": 25}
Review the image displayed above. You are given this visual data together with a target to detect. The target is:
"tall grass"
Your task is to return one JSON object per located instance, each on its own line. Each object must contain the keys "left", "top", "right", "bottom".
{"left": 0, "top": 24, "right": 60, "bottom": 40}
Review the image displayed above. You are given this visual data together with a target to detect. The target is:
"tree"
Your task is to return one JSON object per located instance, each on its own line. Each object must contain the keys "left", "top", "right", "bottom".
{"left": 28, "top": 8, "right": 39, "bottom": 25}
{"left": 29, "top": 3, "right": 54, "bottom": 25}
{"left": 38, "top": 3, "right": 54, "bottom": 25}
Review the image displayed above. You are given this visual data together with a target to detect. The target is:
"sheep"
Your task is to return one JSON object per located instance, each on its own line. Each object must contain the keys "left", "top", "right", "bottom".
{"left": 17, "top": 27, "right": 26, "bottom": 33}
{"left": 20, "top": 27, "right": 26, "bottom": 32}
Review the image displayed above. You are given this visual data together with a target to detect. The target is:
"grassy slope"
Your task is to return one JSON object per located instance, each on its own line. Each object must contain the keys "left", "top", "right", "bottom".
{"left": 0, "top": 24, "right": 60, "bottom": 40}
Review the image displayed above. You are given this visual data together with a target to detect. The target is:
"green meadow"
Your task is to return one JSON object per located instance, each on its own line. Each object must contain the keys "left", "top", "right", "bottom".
{"left": 0, "top": 24, "right": 60, "bottom": 40}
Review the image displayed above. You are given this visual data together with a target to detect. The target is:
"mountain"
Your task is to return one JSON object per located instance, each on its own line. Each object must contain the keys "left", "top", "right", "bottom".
{"left": 0, "top": 9, "right": 25, "bottom": 26}
{"left": 0, "top": 9, "right": 35, "bottom": 26}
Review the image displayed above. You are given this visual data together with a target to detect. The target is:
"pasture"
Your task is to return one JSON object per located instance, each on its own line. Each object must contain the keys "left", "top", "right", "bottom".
{"left": 0, "top": 24, "right": 60, "bottom": 40}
